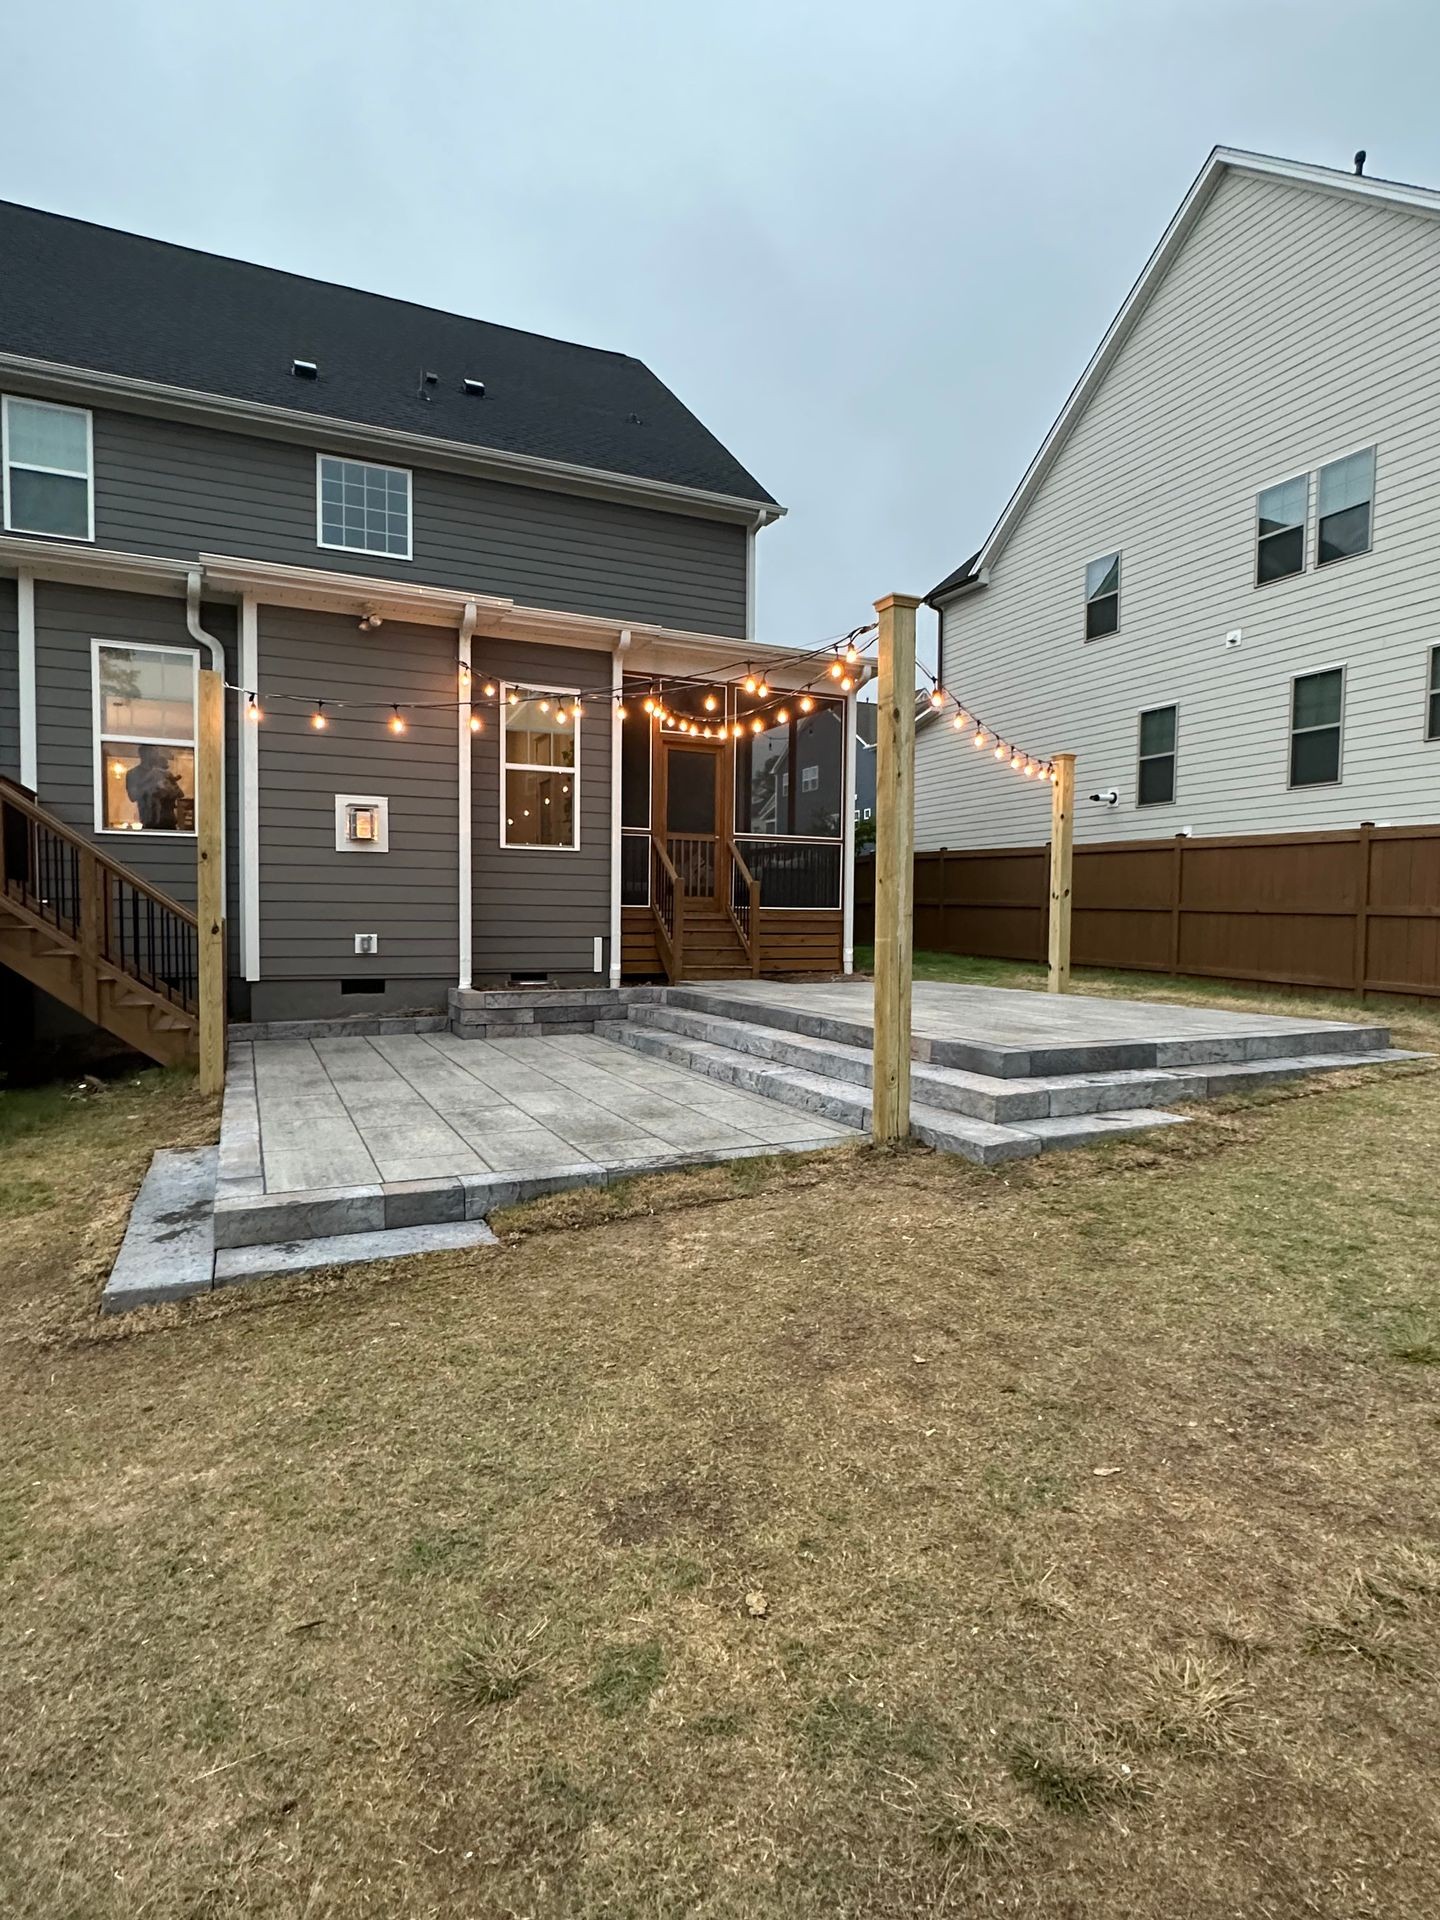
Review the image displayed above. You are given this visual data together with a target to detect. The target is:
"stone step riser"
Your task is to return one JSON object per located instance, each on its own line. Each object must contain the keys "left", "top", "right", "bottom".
{"left": 627, "top": 1003, "right": 1187, "bottom": 1121}
{"left": 662, "top": 986, "right": 1392, "bottom": 1079}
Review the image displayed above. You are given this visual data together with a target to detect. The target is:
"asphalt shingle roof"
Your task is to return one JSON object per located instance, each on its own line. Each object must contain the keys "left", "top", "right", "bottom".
{"left": 0, "top": 199, "right": 776, "bottom": 506}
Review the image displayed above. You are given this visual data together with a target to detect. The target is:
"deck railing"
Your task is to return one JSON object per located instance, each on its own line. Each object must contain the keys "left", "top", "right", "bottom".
{"left": 733, "top": 835, "right": 843, "bottom": 909}
{"left": 650, "top": 834, "right": 684, "bottom": 982}
{"left": 0, "top": 776, "right": 201, "bottom": 1014}
{"left": 666, "top": 834, "right": 717, "bottom": 899}
{"left": 726, "top": 837, "right": 761, "bottom": 976}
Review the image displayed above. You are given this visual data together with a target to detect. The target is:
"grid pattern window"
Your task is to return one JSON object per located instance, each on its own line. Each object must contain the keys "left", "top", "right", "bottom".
{"left": 502, "top": 684, "right": 580, "bottom": 848}
{"left": 1256, "top": 475, "right": 1307, "bottom": 584}
{"left": 1084, "top": 553, "right": 1120, "bottom": 639}
{"left": 2, "top": 396, "right": 92, "bottom": 539}
{"left": 1428, "top": 646, "right": 1440, "bottom": 743}
{"left": 1289, "top": 668, "right": 1344, "bottom": 788}
{"left": 1136, "top": 705, "right": 1177, "bottom": 806}
{"left": 317, "top": 455, "right": 411, "bottom": 558}
{"left": 1316, "top": 449, "right": 1374, "bottom": 566}
{"left": 93, "top": 642, "right": 198, "bottom": 833}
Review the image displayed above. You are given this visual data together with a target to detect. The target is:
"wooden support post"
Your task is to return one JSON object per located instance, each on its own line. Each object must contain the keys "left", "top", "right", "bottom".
{"left": 1047, "top": 751, "right": 1075, "bottom": 995}
{"left": 872, "top": 592, "right": 920, "bottom": 1143}
{"left": 196, "top": 668, "right": 226, "bottom": 1094}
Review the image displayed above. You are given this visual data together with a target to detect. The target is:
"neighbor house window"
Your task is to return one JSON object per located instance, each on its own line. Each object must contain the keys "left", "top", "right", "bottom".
{"left": 1137, "top": 705, "right": 1177, "bottom": 806}
{"left": 501, "top": 684, "right": 579, "bottom": 848}
{"left": 1316, "top": 448, "right": 1374, "bottom": 566}
{"left": 316, "top": 454, "right": 411, "bottom": 558}
{"left": 93, "top": 641, "right": 198, "bottom": 833}
{"left": 1289, "top": 667, "right": 1344, "bottom": 787}
{"left": 2, "top": 395, "right": 93, "bottom": 540}
{"left": 1427, "top": 646, "right": 1440, "bottom": 742}
{"left": 1256, "top": 474, "right": 1307, "bottom": 584}
{"left": 1084, "top": 553, "right": 1120, "bottom": 639}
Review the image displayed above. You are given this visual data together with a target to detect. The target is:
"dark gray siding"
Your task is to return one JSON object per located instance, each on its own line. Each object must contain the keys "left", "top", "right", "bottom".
{"left": 256, "top": 607, "right": 459, "bottom": 992}
{"left": 83, "top": 405, "right": 748, "bottom": 636}
{"left": 30, "top": 582, "right": 241, "bottom": 969}
{"left": 471, "top": 639, "right": 613, "bottom": 982}
{"left": 0, "top": 578, "right": 17, "bottom": 780}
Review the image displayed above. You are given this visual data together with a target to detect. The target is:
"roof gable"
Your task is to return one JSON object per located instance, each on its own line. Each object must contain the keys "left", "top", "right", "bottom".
{"left": 927, "top": 147, "right": 1440, "bottom": 604}
{"left": 0, "top": 199, "right": 777, "bottom": 510}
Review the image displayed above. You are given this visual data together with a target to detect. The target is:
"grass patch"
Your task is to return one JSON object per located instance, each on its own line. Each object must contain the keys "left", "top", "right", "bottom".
{"left": 3, "top": 968, "right": 1440, "bottom": 1914}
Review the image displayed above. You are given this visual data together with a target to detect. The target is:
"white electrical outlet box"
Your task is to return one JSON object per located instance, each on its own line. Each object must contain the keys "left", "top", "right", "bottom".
{"left": 354, "top": 933, "right": 379, "bottom": 956}
{"left": 1225, "top": 629, "right": 1243, "bottom": 648}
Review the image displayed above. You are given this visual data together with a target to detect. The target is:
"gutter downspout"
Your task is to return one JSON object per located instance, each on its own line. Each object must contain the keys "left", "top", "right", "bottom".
{"left": 185, "top": 567, "right": 228, "bottom": 903}
{"left": 842, "top": 687, "right": 857, "bottom": 974}
{"left": 609, "top": 628, "right": 631, "bottom": 987}
{"left": 457, "top": 599, "right": 478, "bottom": 992}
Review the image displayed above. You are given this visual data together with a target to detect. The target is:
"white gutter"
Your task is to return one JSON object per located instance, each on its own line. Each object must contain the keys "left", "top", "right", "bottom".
{"left": 16, "top": 570, "right": 36, "bottom": 790}
{"left": 238, "top": 595, "right": 260, "bottom": 981}
{"left": 456, "top": 598, "right": 477, "bottom": 991}
{"left": 609, "top": 629, "right": 630, "bottom": 987}
{"left": 186, "top": 567, "right": 228, "bottom": 910}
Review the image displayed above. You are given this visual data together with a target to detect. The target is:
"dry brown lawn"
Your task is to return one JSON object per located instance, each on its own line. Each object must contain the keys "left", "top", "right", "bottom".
{"left": 2, "top": 972, "right": 1439, "bottom": 1917}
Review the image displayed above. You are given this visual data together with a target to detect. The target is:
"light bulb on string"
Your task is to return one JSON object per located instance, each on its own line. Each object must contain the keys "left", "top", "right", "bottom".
{"left": 246, "top": 692, "right": 262, "bottom": 723}
{"left": 458, "top": 664, "right": 471, "bottom": 688}
{"left": 799, "top": 695, "right": 814, "bottom": 713}
{"left": 469, "top": 712, "right": 482, "bottom": 734}
{"left": 974, "top": 730, "right": 987, "bottom": 749}
{"left": 743, "top": 671, "right": 758, "bottom": 694}
{"left": 483, "top": 682, "right": 497, "bottom": 698}
{"left": 310, "top": 700, "right": 327, "bottom": 730}
{"left": 929, "top": 688, "right": 945, "bottom": 710}
{"left": 389, "top": 706, "right": 407, "bottom": 735}
{"left": 776, "top": 707, "right": 790, "bottom": 725}
{"left": 840, "top": 675, "right": 853, "bottom": 692}
{"left": 751, "top": 716, "right": 765, "bottom": 733}
{"left": 844, "top": 643, "right": 860, "bottom": 665}
{"left": 829, "top": 661, "right": 843, "bottom": 680}
{"left": 703, "top": 693, "right": 718, "bottom": 712}
{"left": 618, "top": 703, "right": 629, "bottom": 721}
{"left": 994, "top": 743, "right": 1006, "bottom": 760}
{"left": 951, "top": 712, "right": 965, "bottom": 730}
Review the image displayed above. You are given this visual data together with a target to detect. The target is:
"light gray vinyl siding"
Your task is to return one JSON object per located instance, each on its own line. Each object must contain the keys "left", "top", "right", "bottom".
{"left": 255, "top": 607, "right": 458, "bottom": 984}
{"left": 29, "top": 582, "right": 241, "bottom": 967}
{"left": 918, "top": 169, "right": 1440, "bottom": 851}
{"left": 81, "top": 407, "right": 748, "bottom": 636}
{"left": 0, "top": 578, "right": 17, "bottom": 779}
{"left": 472, "top": 639, "right": 612, "bottom": 981}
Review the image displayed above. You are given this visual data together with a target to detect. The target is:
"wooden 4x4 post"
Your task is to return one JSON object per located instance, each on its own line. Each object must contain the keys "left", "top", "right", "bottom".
{"left": 871, "top": 592, "right": 920, "bottom": 1144}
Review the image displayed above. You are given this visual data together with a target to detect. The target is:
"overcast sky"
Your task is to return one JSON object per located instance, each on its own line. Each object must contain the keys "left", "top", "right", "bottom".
{"left": 6, "top": 1, "right": 1439, "bottom": 673}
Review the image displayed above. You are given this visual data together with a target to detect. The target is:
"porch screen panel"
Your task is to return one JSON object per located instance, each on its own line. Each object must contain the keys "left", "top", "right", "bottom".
{"left": 734, "top": 695, "right": 844, "bottom": 906}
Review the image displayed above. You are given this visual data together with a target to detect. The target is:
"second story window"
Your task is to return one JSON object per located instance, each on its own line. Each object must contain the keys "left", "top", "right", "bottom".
{"left": 1256, "top": 475, "right": 1307, "bottom": 584}
{"left": 1316, "top": 449, "right": 1374, "bottom": 565}
{"left": 1289, "top": 667, "right": 1344, "bottom": 788}
{"left": 1084, "top": 553, "right": 1120, "bottom": 639}
{"left": 1427, "top": 646, "right": 1440, "bottom": 743}
{"left": 317, "top": 454, "right": 411, "bottom": 559}
{"left": 2, "top": 395, "right": 93, "bottom": 540}
{"left": 1137, "top": 705, "right": 1177, "bottom": 806}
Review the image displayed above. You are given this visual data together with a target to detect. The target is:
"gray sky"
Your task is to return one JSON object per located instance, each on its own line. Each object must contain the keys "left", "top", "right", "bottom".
{"left": 6, "top": 0, "right": 1440, "bottom": 673}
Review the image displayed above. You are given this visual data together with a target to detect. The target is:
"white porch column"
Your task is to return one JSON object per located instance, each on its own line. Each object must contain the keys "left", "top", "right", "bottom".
{"left": 842, "top": 684, "right": 858, "bottom": 973}
{"left": 608, "top": 630, "right": 629, "bottom": 986}
{"left": 238, "top": 593, "right": 261, "bottom": 982}
{"left": 17, "top": 570, "right": 36, "bottom": 792}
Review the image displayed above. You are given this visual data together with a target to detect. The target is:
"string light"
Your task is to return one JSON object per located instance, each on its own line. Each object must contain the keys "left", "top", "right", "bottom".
{"left": 458, "top": 664, "right": 471, "bottom": 688}
{"left": 776, "top": 707, "right": 790, "bottom": 725}
{"left": 246, "top": 692, "right": 262, "bottom": 722}
{"left": 703, "top": 693, "right": 718, "bottom": 711}
{"left": 799, "top": 695, "right": 814, "bottom": 713}
{"left": 928, "top": 688, "right": 945, "bottom": 710}
{"left": 483, "top": 682, "right": 497, "bottom": 698}
{"left": 469, "top": 712, "right": 482, "bottom": 733}
{"left": 389, "top": 706, "right": 406, "bottom": 735}
{"left": 618, "top": 702, "right": 629, "bottom": 721}
{"left": 743, "top": 671, "right": 758, "bottom": 694}
{"left": 310, "top": 700, "right": 327, "bottom": 730}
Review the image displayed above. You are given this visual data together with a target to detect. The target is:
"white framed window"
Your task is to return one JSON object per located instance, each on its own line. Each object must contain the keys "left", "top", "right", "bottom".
{"left": 800, "top": 763, "right": 820, "bottom": 792}
{"left": 1317, "top": 448, "right": 1374, "bottom": 567}
{"left": 316, "top": 453, "right": 412, "bottom": 559}
{"left": 92, "top": 640, "right": 198, "bottom": 835}
{"left": 1255, "top": 474, "right": 1307, "bottom": 585}
{"left": 1426, "top": 645, "right": 1440, "bottom": 744}
{"left": 1289, "top": 666, "right": 1345, "bottom": 789}
{"left": 1136, "top": 704, "right": 1177, "bottom": 806}
{"left": 1084, "top": 552, "right": 1120, "bottom": 640}
{"left": 501, "top": 683, "right": 580, "bottom": 849}
{"left": 2, "top": 395, "right": 94, "bottom": 541}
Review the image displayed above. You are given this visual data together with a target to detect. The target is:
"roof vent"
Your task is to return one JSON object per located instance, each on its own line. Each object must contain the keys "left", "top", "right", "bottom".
{"left": 1354, "top": 148, "right": 1367, "bottom": 176}
{"left": 291, "top": 358, "right": 318, "bottom": 379}
{"left": 463, "top": 377, "right": 485, "bottom": 397}
{"left": 626, "top": 412, "right": 643, "bottom": 426}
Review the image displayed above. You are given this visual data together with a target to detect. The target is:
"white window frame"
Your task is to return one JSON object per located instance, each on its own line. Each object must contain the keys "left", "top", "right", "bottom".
{"left": 1254, "top": 471, "right": 1309, "bottom": 587}
{"left": 1425, "top": 644, "right": 1440, "bottom": 745}
{"left": 500, "top": 680, "right": 581, "bottom": 851}
{"left": 1083, "top": 550, "right": 1121, "bottom": 641}
{"left": 1135, "top": 703, "right": 1178, "bottom": 808}
{"left": 1287, "top": 663, "right": 1346, "bottom": 791}
{"left": 315, "top": 451, "right": 413, "bottom": 561}
{"left": 91, "top": 638, "right": 199, "bottom": 837}
{"left": 2, "top": 394, "right": 95, "bottom": 542}
{"left": 1315, "top": 445, "right": 1376, "bottom": 569}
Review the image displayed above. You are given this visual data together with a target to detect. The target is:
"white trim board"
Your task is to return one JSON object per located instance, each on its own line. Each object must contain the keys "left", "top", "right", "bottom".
{"left": 16, "top": 569, "right": 36, "bottom": 789}
{"left": 238, "top": 594, "right": 261, "bottom": 981}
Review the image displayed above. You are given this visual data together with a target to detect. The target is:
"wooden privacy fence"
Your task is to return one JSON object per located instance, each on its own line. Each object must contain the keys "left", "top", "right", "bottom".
{"left": 854, "top": 824, "right": 1440, "bottom": 999}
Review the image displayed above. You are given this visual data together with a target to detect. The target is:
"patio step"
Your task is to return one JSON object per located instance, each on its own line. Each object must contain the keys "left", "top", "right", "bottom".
{"left": 624, "top": 1001, "right": 1185, "bottom": 1122}
{"left": 600, "top": 1018, "right": 1188, "bottom": 1164}
{"left": 657, "top": 984, "right": 1396, "bottom": 1080}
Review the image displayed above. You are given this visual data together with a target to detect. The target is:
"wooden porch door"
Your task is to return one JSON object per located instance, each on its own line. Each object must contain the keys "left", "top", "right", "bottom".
{"left": 659, "top": 740, "right": 725, "bottom": 899}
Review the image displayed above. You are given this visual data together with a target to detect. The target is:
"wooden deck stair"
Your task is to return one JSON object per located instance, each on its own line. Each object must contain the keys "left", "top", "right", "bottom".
{"left": 0, "top": 777, "right": 203, "bottom": 1067}
{"left": 647, "top": 832, "right": 762, "bottom": 984}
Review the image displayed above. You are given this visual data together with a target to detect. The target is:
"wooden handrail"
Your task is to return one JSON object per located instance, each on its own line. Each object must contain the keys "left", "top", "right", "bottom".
{"left": 725, "top": 836, "right": 762, "bottom": 977}
{"left": 650, "top": 832, "right": 685, "bottom": 983}
{"left": 0, "top": 775, "right": 198, "bottom": 928}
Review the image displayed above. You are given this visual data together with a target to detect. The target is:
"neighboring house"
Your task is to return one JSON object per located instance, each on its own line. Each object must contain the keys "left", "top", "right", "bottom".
{"left": 852, "top": 701, "right": 878, "bottom": 845}
{"left": 0, "top": 201, "right": 862, "bottom": 1048}
{"left": 916, "top": 148, "right": 1440, "bottom": 854}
